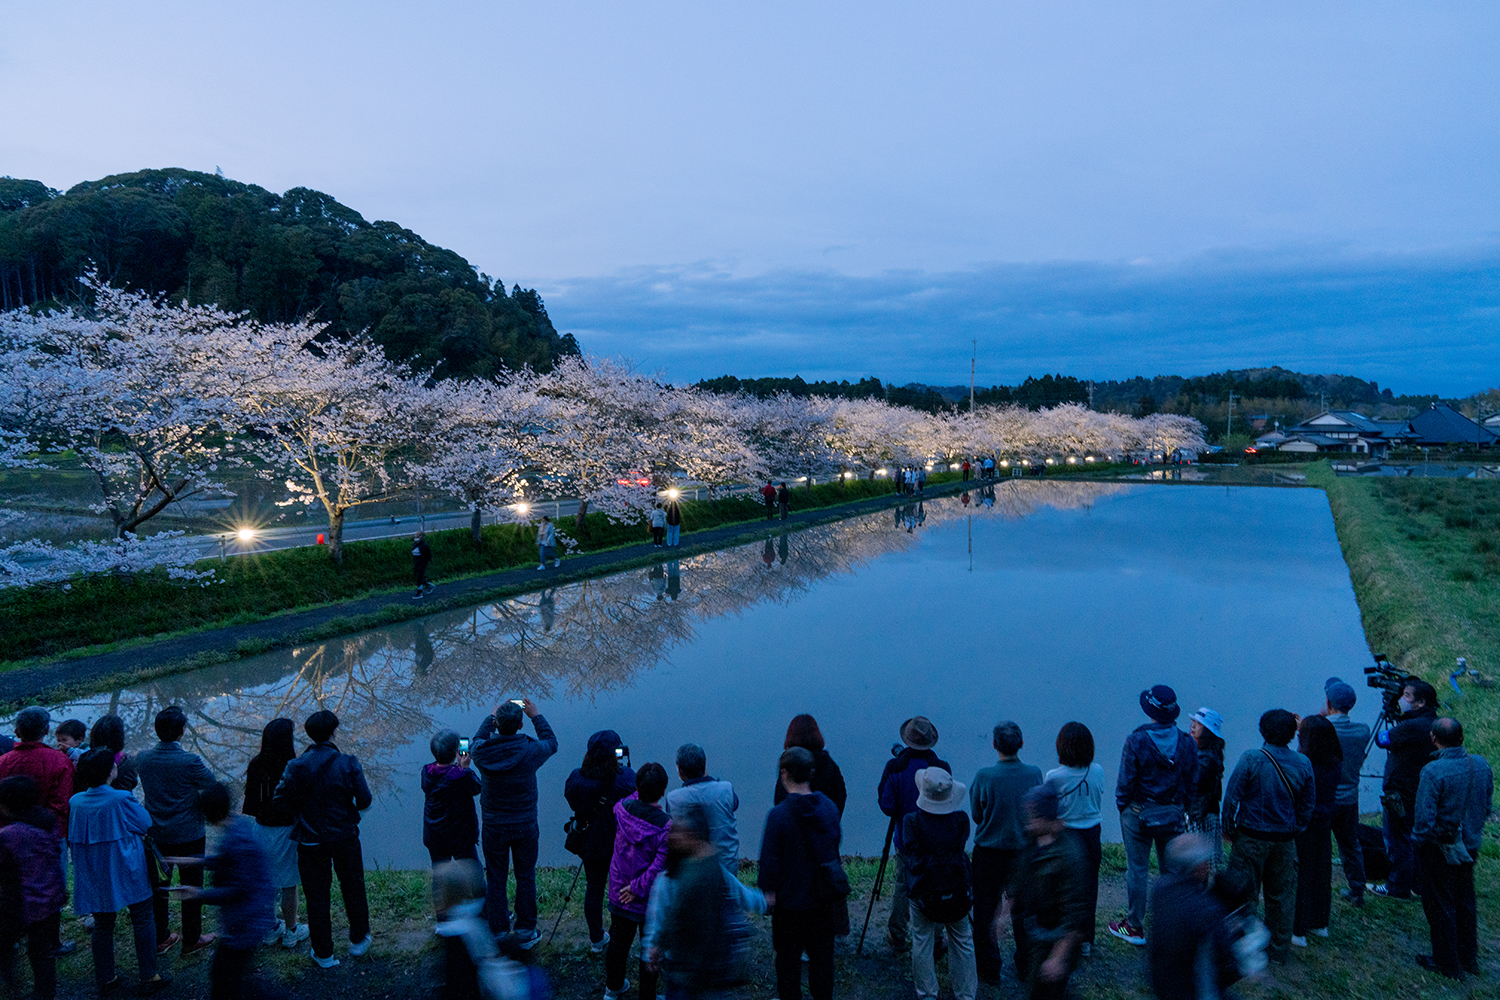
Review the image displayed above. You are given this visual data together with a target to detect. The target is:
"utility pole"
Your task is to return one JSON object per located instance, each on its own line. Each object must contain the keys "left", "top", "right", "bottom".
{"left": 1226, "top": 391, "right": 1236, "bottom": 440}
{"left": 970, "top": 339, "right": 976, "bottom": 414}
{"left": 1088, "top": 381, "right": 1095, "bottom": 411}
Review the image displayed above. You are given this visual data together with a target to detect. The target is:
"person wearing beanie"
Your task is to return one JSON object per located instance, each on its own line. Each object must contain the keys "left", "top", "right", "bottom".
{"left": 1109, "top": 685, "right": 1199, "bottom": 947}
{"left": 878, "top": 716, "right": 951, "bottom": 953}
{"left": 994, "top": 783, "right": 1088, "bottom": 1000}
{"left": 901, "top": 767, "right": 977, "bottom": 1000}
{"left": 1319, "top": 679, "right": 1371, "bottom": 905}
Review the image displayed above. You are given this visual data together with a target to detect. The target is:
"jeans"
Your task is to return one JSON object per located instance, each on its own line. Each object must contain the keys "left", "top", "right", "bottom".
{"left": 154, "top": 835, "right": 206, "bottom": 947}
{"left": 1, "top": 912, "right": 59, "bottom": 999}
{"left": 483, "top": 827, "right": 540, "bottom": 934}
{"left": 583, "top": 851, "right": 610, "bottom": 943}
{"left": 771, "top": 907, "right": 835, "bottom": 1000}
{"left": 298, "top": 836, "right": 371, "bottom": 959}
{"left": 210, "top": 942, "right": 256, "bottom": 1000}
{"left": 886, "top": 854, "right": 910, "bottom": 944}
{"left": 909, "top": 904, "right": 977, "bottom": 1000}
{"left": 1120, "top": 807, "right": 1176, "bottom": 928}
{"left": 1227, "top": 834, "right": 1298, "bottom": 960}
{"left": 1294, "top": 822, "right": 1333, "bottom": 935}
{"left": 971, "top": 845, "right": 1022, "bottom": 981}
{"left": 91, "top": 899, "right": 157, "bottom": 986}
{"left": 604, "top": 908, "right": 658, "bottom": 999}
{"left": 1383, "top": 802, "right": 1418, "bottom": 897}
{"left": 1329, "top": 803, "right": 1366, "bottom": 893}
{"left": 1417, "top": 843, "right": 1478, "bottom": 976}
{"left": 666, "top": 524, "right": 680, "bottom": 546}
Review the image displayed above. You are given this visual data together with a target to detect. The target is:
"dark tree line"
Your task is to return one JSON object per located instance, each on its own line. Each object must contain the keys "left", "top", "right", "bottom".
{"left": 0, "top": 169, "right": 580, "bottom": 379}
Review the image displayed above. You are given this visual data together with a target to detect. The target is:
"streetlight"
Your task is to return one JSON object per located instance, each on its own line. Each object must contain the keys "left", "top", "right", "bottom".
{"left": 236, "top": 527, "right": 256, "bottom": 542}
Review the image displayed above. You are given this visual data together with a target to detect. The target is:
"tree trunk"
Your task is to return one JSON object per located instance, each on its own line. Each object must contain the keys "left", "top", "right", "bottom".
{"left": 470, "top": 507, "right": 483, "bottom": 547}
{"left": 575, "top": 498, "right": 589, "bottom": 531}
{"left": 328, "top": 508, "right": 346, "bottom": 563}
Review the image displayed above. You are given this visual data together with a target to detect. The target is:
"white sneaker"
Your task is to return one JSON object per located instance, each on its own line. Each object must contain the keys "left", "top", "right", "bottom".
{"left": 349, "top": 934, "right": 372, "bottom": 956}
{"left": 263, "top": 920, "right": 286, "bottom": 946}
{"left": 590, "top": 931, "right": 610, "bottom": 954}
{"left": 603, "top": 979, "right": 629, "bottom": 1000}
{"left": 1309, "top": 927, "right": 1329, "bottom": 938}
{"left": 553, "top": 558, "right": 560, "bottom": 567}
{"left": 283, "top": 923, "right": 310, "bottom": 948}
{"left": 1290, "top": 935, "right": 1308, "bottom": 948}
{"left": 312, "top": 951, "right": 340, "bottom": 969}
{"left": 537, "top": 563, "right": 546, "bottom": 570}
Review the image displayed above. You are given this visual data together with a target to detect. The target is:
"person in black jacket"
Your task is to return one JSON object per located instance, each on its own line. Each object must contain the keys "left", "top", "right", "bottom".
{"left": 1147, "top": 834, "right": 1237, "bottom": 1000}
{"left": 564, "top": 730, "right": 636, "bottom": 953}
{"left": 771, "top": 715, "right": 847, "bottom": 817}
{"left": 777, "top": 483, "right": 791, "bottom": 520}
{"left": 1186, "top": 708, "right": 1226, "bottom": 868}
{"left": 1372, "top": 679, "right": 1438, "bottom": 899}
{"left": 423, "top": 730, "right": 481, "bottom": 865}
{"left": 271, "top": 710, "right": 373, "bottom": 969}
{"left": 412, "top": 532, "right": 434, "bottom": 599}
{"left": 242, "top": 718, "right": 306, "bottom": 949}
{"left": 759, "top": 747, "right": 843, "bottom": 1000}
{"left": 1293, "top": 715, "right": 1343, "bottom": 945}
{"left": 471, "top": 697, "right": 558, "bottom": 945}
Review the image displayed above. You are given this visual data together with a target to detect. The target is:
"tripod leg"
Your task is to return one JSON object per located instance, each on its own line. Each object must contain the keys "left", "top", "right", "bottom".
{"left": 547, "top": 862, "right": 585, "bottom": 946}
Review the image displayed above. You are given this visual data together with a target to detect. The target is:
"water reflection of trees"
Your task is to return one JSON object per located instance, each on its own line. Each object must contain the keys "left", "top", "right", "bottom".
{"left": 52, "top": 482, "right": 1126, "bottom": 792}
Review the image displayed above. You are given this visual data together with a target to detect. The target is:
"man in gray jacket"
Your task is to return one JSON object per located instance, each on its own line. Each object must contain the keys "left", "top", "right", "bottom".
{"left": 1412, "top": 718, "right": 1493, "bottom": 980}
{"left": 665, "top": 743, "right": 740, "bottom": 878}
{"left": 1322, "top": 679, "right": 1371, "bottom": 905}
{"left": 1221, "top": 709, "right": 1314, "bottom": 964}
{"left": 135, "top": 706, "right": 219, "bottom": 956}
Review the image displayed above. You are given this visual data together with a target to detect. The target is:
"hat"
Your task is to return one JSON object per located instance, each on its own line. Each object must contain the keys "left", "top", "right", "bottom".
{"left": 1140, "top": 685, "right": 1180, "bottom": 724}
{"left": 914, "top": 767, "right": 966, "bottom": 815}
{"left": 1326, "top": 682, "right": 1357, "bottom": 712}
{"left": 586, "top": 730, "right": 624, "bottom": 754}
{"left": 1190, "top": 707, "right": 1224, "bottom": 739}
{"left": 900, "top": 716, "right": 939, "bottom": 750}
{"left": 1023, "top": 782, "right": 1059, "bottom": 821}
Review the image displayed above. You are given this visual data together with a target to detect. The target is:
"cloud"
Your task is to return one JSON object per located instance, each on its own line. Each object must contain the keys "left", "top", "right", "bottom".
{"left": 544, "top": 244, "right": 1500, "bottom": 396}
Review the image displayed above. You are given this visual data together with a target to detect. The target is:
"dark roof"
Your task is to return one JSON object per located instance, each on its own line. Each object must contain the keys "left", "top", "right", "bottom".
{"left": 1408, "top": 404, "right": 1497, "bottom": 446}
{"left": 1288, "top": 411, "right": 1414, "bottom": 441}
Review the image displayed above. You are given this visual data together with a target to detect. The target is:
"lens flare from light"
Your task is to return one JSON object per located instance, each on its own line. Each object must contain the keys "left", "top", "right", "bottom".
{"left": 236, "top": 527, "right": 255, "bottom": 542}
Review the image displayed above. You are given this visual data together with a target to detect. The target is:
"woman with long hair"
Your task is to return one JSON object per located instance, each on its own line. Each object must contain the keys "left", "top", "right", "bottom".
{"left": 771, "top": 714, "right": 847, "bottom": 817}
{"left": 1293, "top": 714, "right": 1343, "bottom": 946}
{"left": 243, "top": 718, "right": 307, "bottom": 949}
{"left": 1045, "top": 721, "right": 1105, "bottom": 955}
{"left": 87, "top": 715, "right": 137, "bottom": 792}
{"left": 564, "top": 731, "right": 636, "bottom": 953}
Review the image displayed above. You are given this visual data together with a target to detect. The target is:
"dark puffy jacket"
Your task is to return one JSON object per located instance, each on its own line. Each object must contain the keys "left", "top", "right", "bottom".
{"left": 565, "top": 750, "right": 636, "bottom": 859}
{"left": 0, "top": 807, "right": 66, "bottom": 928}
{"left": 758, "top": 791, "right": 841, "bottom": 912}
{"left": 773, "top": 748, "right": 848, "bottom": 817}
{"left": 1116, "top": 723, "right": 1199, "bottom": 811}
{"left": 1148, "top": 872, "right": 1236, "bottom": 1000}
{"left": 422, "top": 763, "right": 481, "bottom": 854}
{"left": 271, "top": 742, "right": 372, "bottom": 845}
{"left": 471, "top": 714, "right": 558, "bottom": 834}
{"left": 608, "top": 793, "right": 671, "bottom": 919}
{"left": 1381, "top": 707, "right": 1437, "bottom": 803}
{"left": 665, "top": 502, "right": 682, "bottom": 527}
{"left": 879, "top": 748, "right": 951, "bottom": 851}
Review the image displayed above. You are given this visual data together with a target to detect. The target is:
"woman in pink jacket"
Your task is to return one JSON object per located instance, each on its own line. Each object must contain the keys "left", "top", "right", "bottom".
{"left": 604, "top": 762, "right": 671, "bottom": 1000}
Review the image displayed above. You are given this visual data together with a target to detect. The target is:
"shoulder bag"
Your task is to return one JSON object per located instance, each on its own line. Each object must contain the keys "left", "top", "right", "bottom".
{"left": 1437, "top": 758, "right": 1478, "bottom": 866}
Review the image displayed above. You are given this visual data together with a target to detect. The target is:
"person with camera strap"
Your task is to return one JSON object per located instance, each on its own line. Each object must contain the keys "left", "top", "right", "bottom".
{"left": 1371, "top": 679, "right": 1438, "bottom": 900}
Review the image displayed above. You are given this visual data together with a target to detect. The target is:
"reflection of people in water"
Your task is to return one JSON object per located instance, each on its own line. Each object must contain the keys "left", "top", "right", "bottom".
{"left": 762, "top": 536, "right": 776, "bottom": 567}
{"left": 777, "top": 532, "right": 789, "bottom": 565}
{"left": 538, "top": 589, "right": 556, "bottom": 631}
{"left": 649, "top": 563, "right": 666, "bottom": 600}
{"left": 666, "top": 561, "right": 681, "bottom": 601}
{"left": 961, "top": 492, "right": 971, "bottom": 507}
{"left": 412, "top": 622, "right": 435, "bottom": 676}
{"left": 916, "top": 501, "right": 926, "bottom": 526}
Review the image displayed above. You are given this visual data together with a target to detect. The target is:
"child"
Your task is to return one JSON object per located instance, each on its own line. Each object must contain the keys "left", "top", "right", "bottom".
{"left": 0, "top": 775, "right": 66, "bottom": 1000}
{"left": 604, "top": 763, "right": 671, "bottom": 1000}
{"left": 179, "top": 782, "right": 276, "bottom": 1000}
{"left": 53, "top": 720, "right": 86, "bottom": 762}
{"left": 434, "top": 860, "right": 551, "bottom": 1000}
{"left": 423, "top": 730, "right": 481, "bottom": 865}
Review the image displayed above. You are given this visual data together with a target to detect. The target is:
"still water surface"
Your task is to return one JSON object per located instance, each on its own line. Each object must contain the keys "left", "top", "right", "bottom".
{"left": 52, "top": 482, "right": 1379, "bottom": 868}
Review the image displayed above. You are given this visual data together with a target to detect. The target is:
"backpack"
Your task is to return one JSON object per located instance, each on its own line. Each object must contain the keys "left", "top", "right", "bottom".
{"left": 910, "top": 851, "right": 972, "bottom": 924}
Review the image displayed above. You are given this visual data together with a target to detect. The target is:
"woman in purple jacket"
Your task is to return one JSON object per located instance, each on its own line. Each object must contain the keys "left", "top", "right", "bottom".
{"left": 604, "top": 763, "right": 671, "bottom": 1000}
{"left": 0, "top": 776, "right": 67, "bottom": 1000}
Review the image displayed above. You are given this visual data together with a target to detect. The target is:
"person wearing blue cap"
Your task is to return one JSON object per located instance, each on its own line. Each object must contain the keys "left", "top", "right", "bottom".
{"left": 1320, "top": 679, "right": 1370, "bottom": 905}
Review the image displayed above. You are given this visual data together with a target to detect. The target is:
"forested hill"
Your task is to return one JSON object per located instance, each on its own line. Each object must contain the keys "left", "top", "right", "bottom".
{"left": 0, "top": 169, "right": 580, "bottom": 378}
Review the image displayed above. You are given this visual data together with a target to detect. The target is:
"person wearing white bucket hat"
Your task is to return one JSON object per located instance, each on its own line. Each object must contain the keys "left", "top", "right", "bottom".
{"left": 1187, "top": 708, "right": 1226, "bottom": 869}
{"left": 902, "top": 768, "right": 977, "bottom": 1000}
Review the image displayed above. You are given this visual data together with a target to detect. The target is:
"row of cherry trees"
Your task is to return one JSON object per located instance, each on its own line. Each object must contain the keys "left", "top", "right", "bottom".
{"left": 0, "top": 286, "right": 1205, "bottom": 581}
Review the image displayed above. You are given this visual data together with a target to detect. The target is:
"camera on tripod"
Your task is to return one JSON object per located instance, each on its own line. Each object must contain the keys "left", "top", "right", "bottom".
{"left": 1364, "top": 653, "right": 1416, "bottom": 719}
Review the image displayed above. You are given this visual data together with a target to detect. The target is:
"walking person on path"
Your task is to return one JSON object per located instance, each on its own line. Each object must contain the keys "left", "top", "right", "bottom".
{"left": 271, "top": 710, "right": 374, "bottom": 968}
{"left": 1321, "top": 679, "right": 1370, "bottom": 906}
{"left": 969, "top": 721, "right": 1041, "bottom": 984}
{"left": 1043, "top": 722, "right": 1105, "bottom": 958}
{"left": 879, "top": 716, "right": 951, "bottom": 953}
{"left": 242, "top": 718, "right": 308, "bottom": 949}
{"left": 1109, "top": 685, "right": 1198, "bottom": 947}
{"left": 665, "top": 744, "right": 741, "bottom": 879}
{"left": 650, "top": 504, "right": 667, "bottom": 547}
{"left": 565, "top": 731, "right": 636, "bottom": 954}
{"left": 778, "top": 482, "right": 791, "bottom": 520}
{"left": 603, "top": 763, "right": 671, "bottom": 1000}
{"left": 903, "top": 767, "right": 977, "bottom": 1000}
{"left": 962, "top": 459, "right": 970, "bottom": 482}
{"left": 135, "top": 705, "right": 218, "bottom": 956}
{"left": 1412, "top": 718, "right": 1493, "bottom": 980}
{"left": 412, "top": 531, "right": 434, "bottom": 599}
{"left": 471, "top": 697, "right": 558, "bottom": 944}
{"left": 536, "top": 516, "right": 559, "bottom": 570}
{"left": 1292, "top": 715, "right": 1342, "bottom": 946}
{"left": 759, "top": 747, "right": 844, "bottom": 1000}
{"left": 762, "top": 482, "right": 778, "bottom": 520}
{"left": 664, "top": 497, "right": 683, "bottom": 547}
{"left": 1185, "top": 708, "right": 1226, "bottom": 868}
{"left": 994, "top": 784, "right": 1089, "bottom": 1000}
{"left": 1221, "top": 709, "right": 1314, "bottom": 964}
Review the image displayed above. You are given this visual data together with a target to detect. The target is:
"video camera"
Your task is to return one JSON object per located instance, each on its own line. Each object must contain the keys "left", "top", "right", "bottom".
{"left": 1363, "top": 653, "right": 1417, "bottom": 719}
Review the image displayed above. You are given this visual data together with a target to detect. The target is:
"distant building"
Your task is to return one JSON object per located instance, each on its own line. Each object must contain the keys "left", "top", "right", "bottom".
{"left": 1407, "top": 403, "right": 1497, "bottom": 448}
{"left": 1248, "top": 413, "right": 1270, "bottom": 431}
{"left": 1275, "top": 411, "right": 1415, "bottom": 457}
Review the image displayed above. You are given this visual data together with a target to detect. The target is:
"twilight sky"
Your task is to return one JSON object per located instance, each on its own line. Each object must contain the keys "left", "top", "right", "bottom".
{"left": 3, "top": 2, "right": 1497, "bottom": 394}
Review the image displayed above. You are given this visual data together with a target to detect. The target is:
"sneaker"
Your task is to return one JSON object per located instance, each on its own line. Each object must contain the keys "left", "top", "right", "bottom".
{"left": 1340, "top": 888, "right": 1365, "bottom": 907}
{"left": 553, "top": 558, "right": 560, "bottom": 567}
{"left": 590, "top": 931, "right": 610, "bottom": 955}
{"left": 1108, "top": 920, "right": 1146, "bottom": 946}
{"left": 82, "top": 915, "right": 95, "bottom": 930}
{"left": 283, "top": 923, "right": 310, "bottom": 948}
{"left": 604, "top": 978, "right": 630, "bottom": 999}
{"left": 514, "top": 929, "right": 540, "bottom": 950}
{"left": 1369, "top": 883, "right": 1413, "bottom": 900}
{"left": 311, "top": 951, "right": 340, "bottom": 969}
{"left": 413, "top": 590, "right": 425, "bottom": 600}
{"left": 263, "top": 920, "right": 286, "bottom": 946}
{"left": 1309, "top": 927, "right": 1329, "bottom": 938}
{"left": 182, "top": 933, "right": 217, "bottom": 957}
{"left": 139, "top": 972, "right": 173, "bottom": 995}
{"left": 154, "top": 933, "right": 181, "bottom": 956}
{"left": 349, "top": 934, "right": 372, "bottom": 956}
{"left": 1291, "top": 935, "right": 1308, "bottom": 947}
{"left": 537, "top": 563, "right": 546, "bottom": 570}
{"left": 424, "top": 582, "right": 435, "bottom": 594}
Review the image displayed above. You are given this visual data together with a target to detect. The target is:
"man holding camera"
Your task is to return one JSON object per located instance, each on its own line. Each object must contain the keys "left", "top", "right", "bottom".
{"left": 471, "top": 698, "right": 558, "bottom": 944}
{"left": 1372, "top": 679, "right": 1437, "bottom": 900}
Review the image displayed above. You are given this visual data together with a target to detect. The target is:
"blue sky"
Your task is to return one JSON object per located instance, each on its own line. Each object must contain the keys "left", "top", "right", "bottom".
{"left": 2, "top": 2, "right": 1497, "bottom": 394}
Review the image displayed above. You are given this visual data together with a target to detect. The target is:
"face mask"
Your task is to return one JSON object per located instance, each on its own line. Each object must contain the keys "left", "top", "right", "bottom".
{"left": 1398, "top": 696, "right": 1416, "bottom": 715}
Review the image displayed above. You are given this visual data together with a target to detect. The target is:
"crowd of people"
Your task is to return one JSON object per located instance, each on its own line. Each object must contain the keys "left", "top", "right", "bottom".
{"left": 0, "top": 672, "right": 1489, "bottom": 999}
